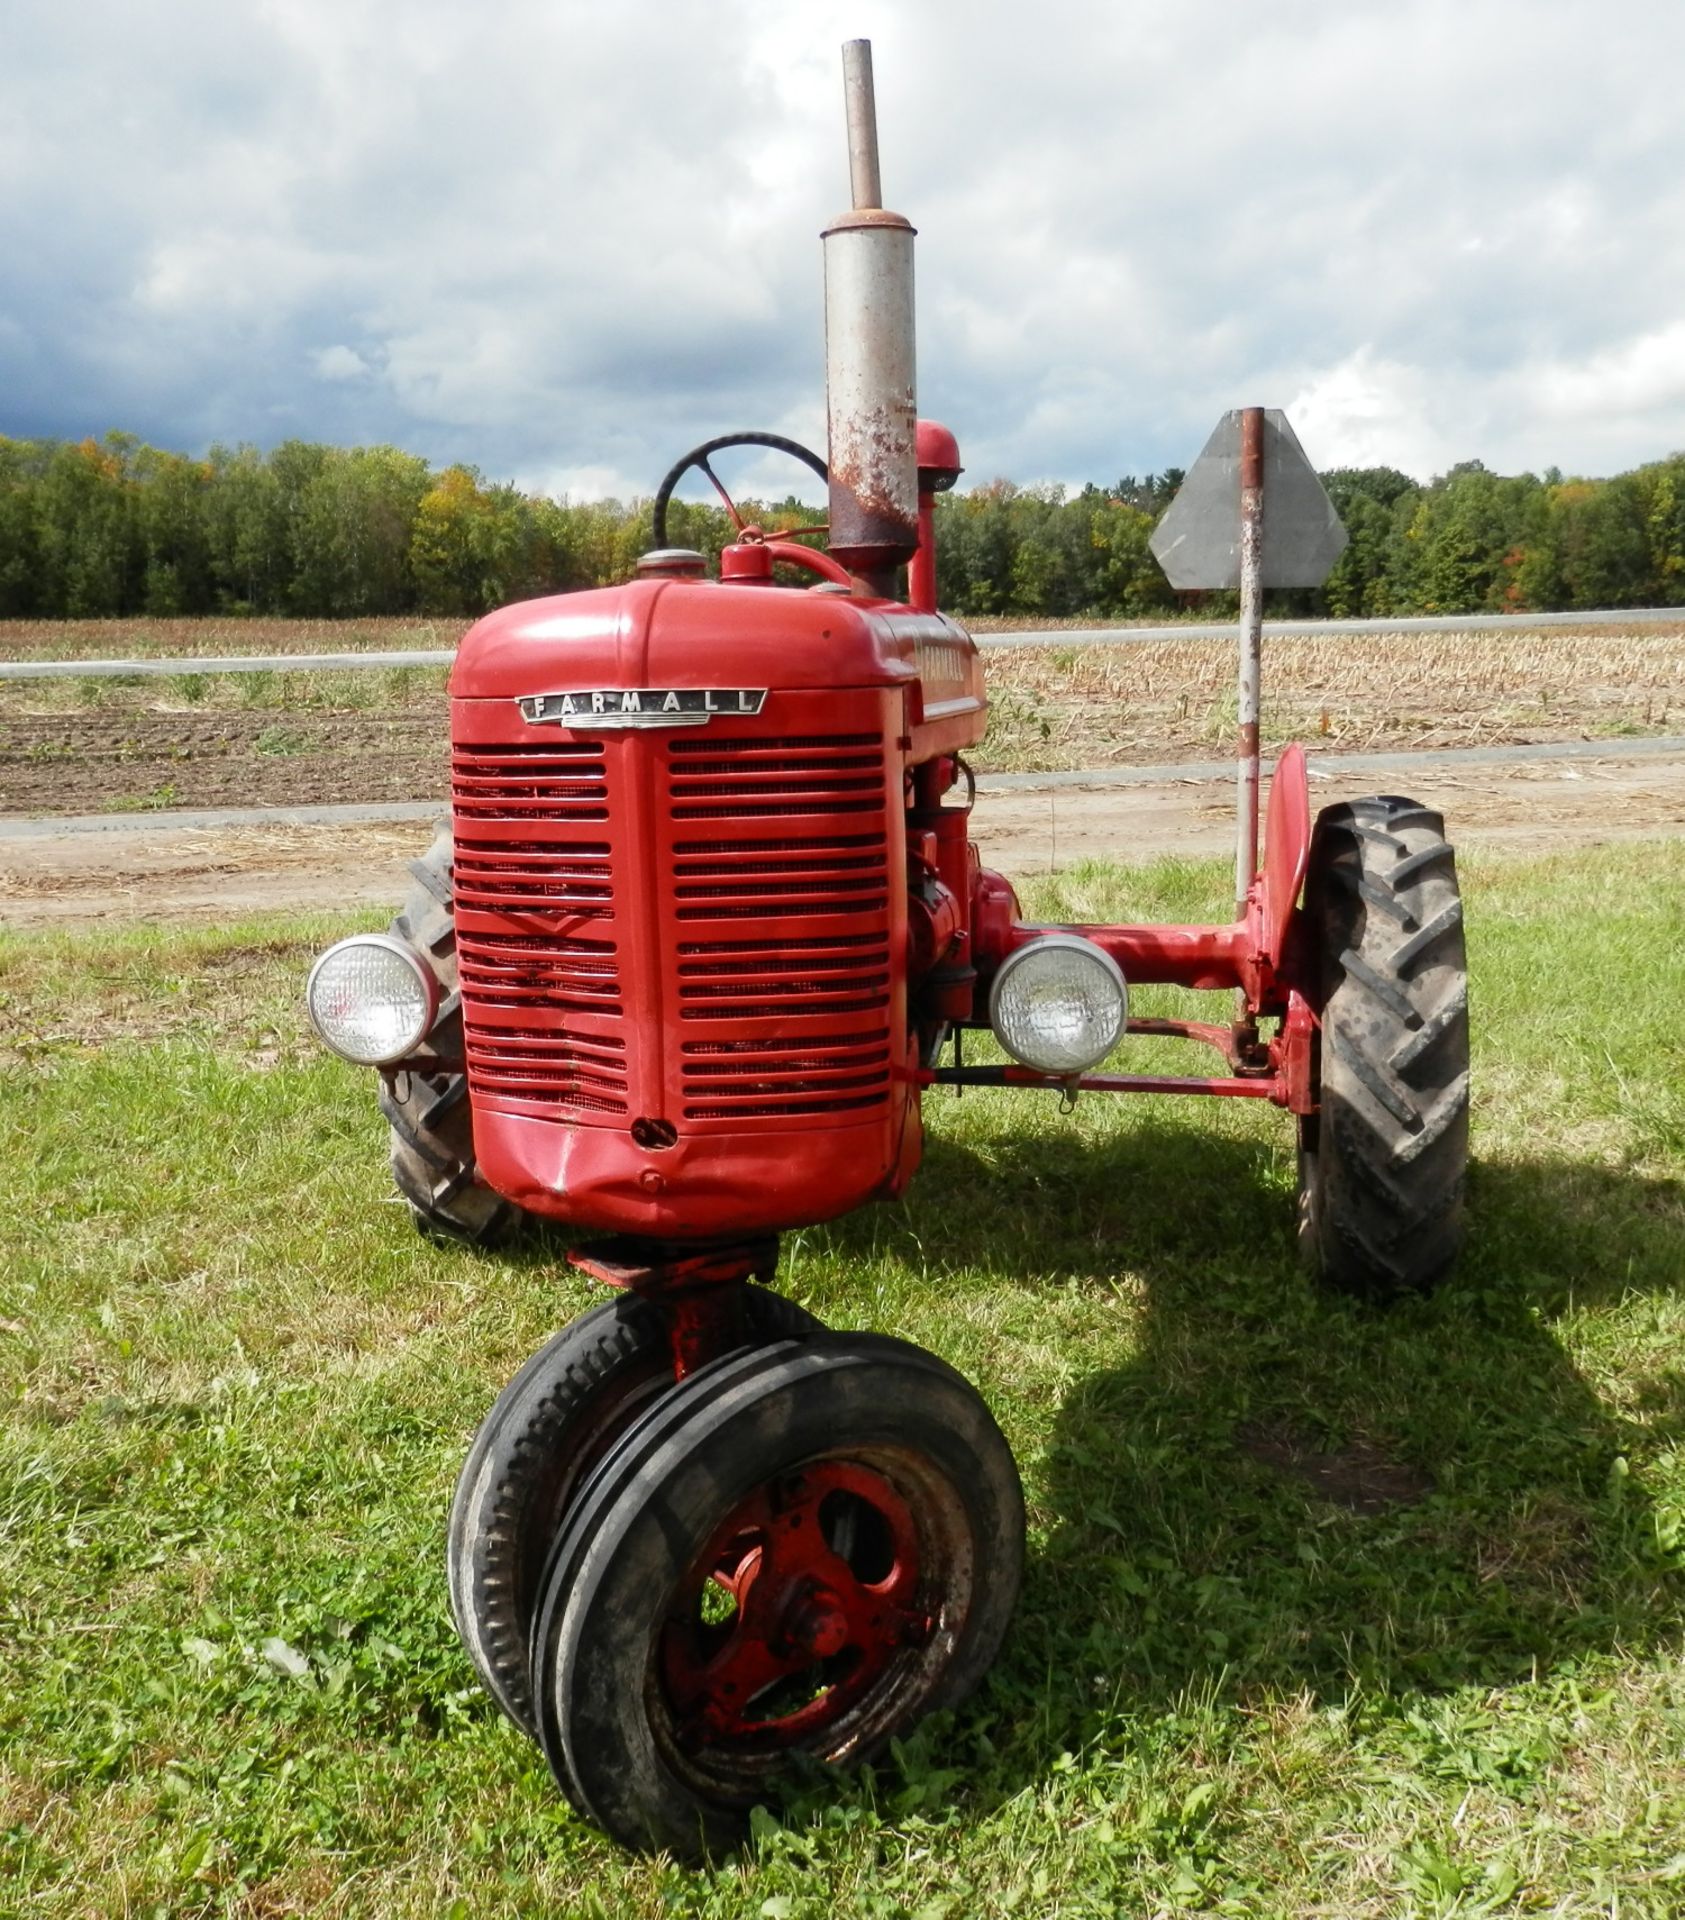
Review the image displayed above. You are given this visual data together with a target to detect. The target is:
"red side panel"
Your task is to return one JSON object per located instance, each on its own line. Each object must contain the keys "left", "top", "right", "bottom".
{"left": 1261, "top": 742, "right": 1311, "bottom": 972}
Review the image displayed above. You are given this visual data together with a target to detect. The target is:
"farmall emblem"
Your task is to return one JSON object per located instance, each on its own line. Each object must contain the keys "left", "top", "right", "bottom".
{"left": 517, "top": 688, "right": 768, "bottom": 729}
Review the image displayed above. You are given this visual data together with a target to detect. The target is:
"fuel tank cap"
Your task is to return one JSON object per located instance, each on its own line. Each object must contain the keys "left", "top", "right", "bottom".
{"left": 636, "top": 548, "right": 707, "bottom": 578}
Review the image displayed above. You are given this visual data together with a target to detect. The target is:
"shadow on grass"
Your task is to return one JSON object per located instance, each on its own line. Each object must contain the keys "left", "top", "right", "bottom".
{"left": 505, "top": 1116, "right": 1682, "bottom": 1807}
{"left": 862, "top": 1124, "right": 1685, "bottom": 1766}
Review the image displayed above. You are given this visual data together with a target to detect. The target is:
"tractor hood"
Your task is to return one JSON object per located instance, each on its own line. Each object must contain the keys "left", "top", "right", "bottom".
{"left": 450, "top": 577, "right": 973, "bottom": 701}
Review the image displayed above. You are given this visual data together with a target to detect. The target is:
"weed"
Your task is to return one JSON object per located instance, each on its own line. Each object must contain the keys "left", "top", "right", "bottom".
{"left": 97, "top": 779, "right": 180, "bottom": 812}
{"left": 255, "top": 726, "right": 308, "bottom": 757}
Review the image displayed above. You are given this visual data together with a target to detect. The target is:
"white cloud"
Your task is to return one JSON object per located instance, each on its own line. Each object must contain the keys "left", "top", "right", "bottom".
{"left": 6, "top": 0, "right": 1685, "bottom": 489}
{"left": 1531, "top": 320, "right": 1685, "bottom": 430}
{"left": 1290, "top": 320, "right": 1685, "bottom": 483}
{"left": 313, "top": 345, "right": 371, "bottom": 382}
{"left": 1288, "top": 352, "right": 1453, "bottom": 479}
{"left": 522, "top": 463, "right": 640, "bottom": 505}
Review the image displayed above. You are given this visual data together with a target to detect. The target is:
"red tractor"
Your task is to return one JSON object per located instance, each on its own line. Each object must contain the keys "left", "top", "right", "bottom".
{"left": 305, "top": 43, "right": 1468, "bottom": 1859}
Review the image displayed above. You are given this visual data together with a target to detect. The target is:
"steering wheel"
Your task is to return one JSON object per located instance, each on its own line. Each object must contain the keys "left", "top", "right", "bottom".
{"left": 651, "top": 431, "right": 829, "bottom": 553}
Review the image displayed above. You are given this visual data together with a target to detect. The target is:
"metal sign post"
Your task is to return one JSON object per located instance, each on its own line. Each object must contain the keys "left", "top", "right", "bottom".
{"left": 1235, "top": 407, "right": 1265, "bottom": 914}
{"left": 1150, "top": 407, "right": 1347, "bottom": 912}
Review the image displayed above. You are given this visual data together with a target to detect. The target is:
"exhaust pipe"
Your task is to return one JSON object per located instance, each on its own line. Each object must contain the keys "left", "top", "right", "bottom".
{"left": 823, "top": 40, "right": 919, "bottom": 598}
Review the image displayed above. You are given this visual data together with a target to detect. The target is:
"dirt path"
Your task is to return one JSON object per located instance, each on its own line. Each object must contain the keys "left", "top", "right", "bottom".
{"left": 5, "top": 750, "right": 1681, "bottom": 929}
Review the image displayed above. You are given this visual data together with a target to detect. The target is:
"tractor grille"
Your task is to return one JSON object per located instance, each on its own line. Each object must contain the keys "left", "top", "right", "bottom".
{"left": 451, "top": 740, "right": 628, "bottom": 1117}
{"left": 668, "top": 733, "right": 885, "bottom": 820}
{"left": 666, "top": 733, "right": 895, "bottom": 1122}
{"left": 452, "top": 839, "right": 613, "bottom": 915}
{"left": 450, "top": 715, "right": 900, "bottom": 1130}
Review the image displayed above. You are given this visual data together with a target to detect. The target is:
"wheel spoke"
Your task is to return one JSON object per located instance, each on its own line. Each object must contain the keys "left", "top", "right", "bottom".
{"left": 696, "top": 458, "right": 745, "bottom": 530}
{"left": 671, "top": 1620, "right": 800, "bottom": 1743}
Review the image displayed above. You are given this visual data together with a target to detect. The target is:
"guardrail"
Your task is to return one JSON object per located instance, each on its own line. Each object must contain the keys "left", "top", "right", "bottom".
{"left": 1, "top": 606, "right": 1680, "bottom": 680}
{"left": 0, "top": 649, "right": 458, "bottom": 681}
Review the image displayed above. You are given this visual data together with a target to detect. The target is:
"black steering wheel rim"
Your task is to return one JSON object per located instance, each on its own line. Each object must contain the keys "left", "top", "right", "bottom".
{"left": 651, "top": 431, "right": 828, "bottom": 550}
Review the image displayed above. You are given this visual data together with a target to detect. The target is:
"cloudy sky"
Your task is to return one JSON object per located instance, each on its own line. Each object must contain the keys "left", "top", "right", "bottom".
{"left": 5, "top": 0, "right": 1685, "bottom": 503}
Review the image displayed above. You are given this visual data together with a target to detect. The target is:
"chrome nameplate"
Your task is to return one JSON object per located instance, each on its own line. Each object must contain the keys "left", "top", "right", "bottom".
{"left": 517, "top": 688, "right": 768, "bottom": 729}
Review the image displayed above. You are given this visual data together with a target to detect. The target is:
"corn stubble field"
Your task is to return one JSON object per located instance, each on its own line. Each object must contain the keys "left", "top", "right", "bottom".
{"left": 3, "top": 841, "right": 1684, "bottom": 1918}
{"left": 0, "top": 616, "right": 1680, "bottom": 814}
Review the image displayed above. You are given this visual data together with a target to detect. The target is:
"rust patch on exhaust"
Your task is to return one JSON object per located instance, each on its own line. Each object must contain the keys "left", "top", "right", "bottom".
{"left": 830, "top": 405, "right": 918, "bottom": 568}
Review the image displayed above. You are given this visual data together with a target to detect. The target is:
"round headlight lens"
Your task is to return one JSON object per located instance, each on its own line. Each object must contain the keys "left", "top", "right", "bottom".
{"left": 306, "top": 935, "right": 436, "bottom": 1066}
{"left": 988, "top": 934, "right": 1127, "bottom": 1074}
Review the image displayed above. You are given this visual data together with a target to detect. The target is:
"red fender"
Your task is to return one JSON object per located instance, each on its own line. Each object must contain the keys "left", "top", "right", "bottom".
{"left": 1260, "top": 743, "right": 1311, "bottom": 974}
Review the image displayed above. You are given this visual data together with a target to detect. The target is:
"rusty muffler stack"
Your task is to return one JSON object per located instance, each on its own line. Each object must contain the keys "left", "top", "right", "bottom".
{"left": 823, "top": 41, "right": 919, "bottom": 598}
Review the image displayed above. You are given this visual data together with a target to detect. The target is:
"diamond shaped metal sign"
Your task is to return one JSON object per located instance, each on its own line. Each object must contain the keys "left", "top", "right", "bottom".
{"left": 1149, "top": 409, "right": 1347, "bottom": 590}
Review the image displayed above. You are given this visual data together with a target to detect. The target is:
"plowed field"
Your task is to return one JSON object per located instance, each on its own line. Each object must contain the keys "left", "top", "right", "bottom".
{"left": 2, "top": 615, "right": 1681, "bottom": 816}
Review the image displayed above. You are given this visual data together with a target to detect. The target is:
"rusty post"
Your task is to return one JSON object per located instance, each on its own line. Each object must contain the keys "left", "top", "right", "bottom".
{"left": 823, "top": 40, "right": 920, "bottom": 598}
{"left": 1235, "top": 405, "right": 1265, "bottom": 914}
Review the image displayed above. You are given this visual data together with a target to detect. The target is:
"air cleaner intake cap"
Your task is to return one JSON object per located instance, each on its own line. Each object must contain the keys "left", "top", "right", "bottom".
{"left": 988, "top": 934, "right": 1128, "bottom": 1075}
{"left": 306, "top": 934, "right": 438, "bottom": 1066}
{"left": 916, "top": 419, "right": 964, "bottom": 493}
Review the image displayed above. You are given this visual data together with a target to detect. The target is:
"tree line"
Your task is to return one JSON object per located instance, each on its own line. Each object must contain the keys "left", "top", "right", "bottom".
{"left": 3, "top": 430, "right": 1684, "bottom": 623}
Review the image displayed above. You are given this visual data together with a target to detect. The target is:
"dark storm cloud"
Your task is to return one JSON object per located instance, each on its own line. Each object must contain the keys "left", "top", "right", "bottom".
{"left": 5, "top": 0, "right": 1685, "bottom": 499}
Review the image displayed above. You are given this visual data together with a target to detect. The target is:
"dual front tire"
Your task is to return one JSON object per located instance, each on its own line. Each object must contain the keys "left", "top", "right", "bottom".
{"left": 382, "top": 823, "right": 516, "bottom": 1248}
{"left": 449, "top": 1309, "right": 1024, "bottom": 1860}
{"left": 447, "top": 1286, "right": 820, "bottom": 1738}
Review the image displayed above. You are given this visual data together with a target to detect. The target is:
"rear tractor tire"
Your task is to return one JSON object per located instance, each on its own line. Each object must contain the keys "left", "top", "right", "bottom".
{"left": 1297, "top": 795, "right": 1470, "bottom": 1301}
{"left": 380, "top": 821, "right": 517, "bottom": 1248}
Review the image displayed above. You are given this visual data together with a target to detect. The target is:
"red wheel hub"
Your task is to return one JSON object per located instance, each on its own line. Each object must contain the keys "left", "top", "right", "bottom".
{"left": 659, "top": 1459, "right": 928, "bottom": 1751}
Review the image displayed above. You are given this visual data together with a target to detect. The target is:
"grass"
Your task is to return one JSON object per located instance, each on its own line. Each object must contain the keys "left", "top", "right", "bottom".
{"left": 2, "top": 845, "right": 1683, "bottom": 1915}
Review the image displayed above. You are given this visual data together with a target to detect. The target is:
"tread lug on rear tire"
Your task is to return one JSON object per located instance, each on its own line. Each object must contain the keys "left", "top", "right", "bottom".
{"left": 529, "top": 1333, "right": 1025, "bottom": 1860}
{"left": 447, "top": 1285, "right": 822, "bottom": 1740}
{"left": 1297, "top": 794, "right": 1470, "bottom": 1301}
{"left": 379, "top": 820, "right": 517, "bottom": 1247}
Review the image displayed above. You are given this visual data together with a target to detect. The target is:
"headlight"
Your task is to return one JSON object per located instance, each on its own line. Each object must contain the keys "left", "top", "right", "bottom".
{"left": 305, "top": 935, "right": 438, "bottom": 1066}
{"left": 988, "top": 934, "right": 1127, "bottom": 1074}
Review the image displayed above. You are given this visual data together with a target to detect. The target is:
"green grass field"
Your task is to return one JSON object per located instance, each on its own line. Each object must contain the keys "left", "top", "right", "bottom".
{"left": 3, "top": 845, "right": 1683, "bottom": 1917}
